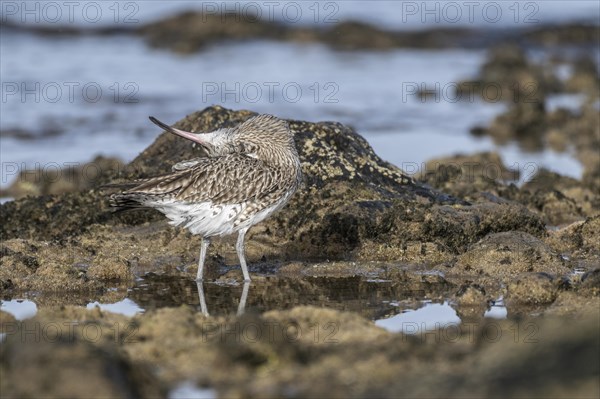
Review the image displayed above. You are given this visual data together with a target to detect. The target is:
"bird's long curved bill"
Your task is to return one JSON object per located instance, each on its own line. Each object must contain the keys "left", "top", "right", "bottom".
{"left": 149, "top": 116, "right": 208, "bottom": 146}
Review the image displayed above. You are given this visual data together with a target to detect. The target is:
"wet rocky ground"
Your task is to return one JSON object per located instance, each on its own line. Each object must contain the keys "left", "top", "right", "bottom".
{"left": 1, "top": 22, "right": 599, "bottom": 398}
{"left": 2, "top": 103, "right": 599, "bottom": 397}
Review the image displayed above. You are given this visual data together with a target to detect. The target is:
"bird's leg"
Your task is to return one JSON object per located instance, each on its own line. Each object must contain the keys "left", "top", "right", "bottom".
{"left": 196, "top": 281, "right": 209, "bottom": 316}
{"left": 197, "top": 237, "right": 210, "bottom": 281}
{"left": 236, "top": 228, "right": 251, "bottom": 282}
{"left": 237, "top": 281, "right": 250, "bottom": 316}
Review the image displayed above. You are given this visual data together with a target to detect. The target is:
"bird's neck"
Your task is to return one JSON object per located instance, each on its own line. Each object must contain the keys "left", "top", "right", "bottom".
{"left": 260, "top": 146, "right": 300, "bottom": 170}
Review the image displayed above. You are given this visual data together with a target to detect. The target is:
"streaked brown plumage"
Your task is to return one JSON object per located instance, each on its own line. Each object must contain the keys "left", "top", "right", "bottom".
{"left": 109, "top": 114, "right": 302, "bottom": 281}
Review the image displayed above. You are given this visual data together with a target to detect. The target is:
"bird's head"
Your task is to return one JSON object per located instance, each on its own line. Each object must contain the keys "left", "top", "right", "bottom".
{"left": 149, "top": 116, "right": 222, "bottom": 157}
{"left": 149, "top": 114, "right": 297, "bottom": 162}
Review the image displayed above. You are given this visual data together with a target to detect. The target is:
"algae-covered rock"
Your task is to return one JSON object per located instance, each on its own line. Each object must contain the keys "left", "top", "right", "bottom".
{"left": 0, "top": 106, "right": 447, "bottom": 288}
{"left": 456, "top": 42, "right": 599, "bottom": 191}
{"left": 0, "top": 156, "right": 124, "bottom": 199}
{"left": 487, "top": 101, "right": 547, "bottom": 151}
{"left": 456, "top": 231, "right": 568, "bottom": 279}
{"left": 456, "top": 44, "right": 560, "bottom": 103}
{"left": 419, "top": 151, "right": 519, "bottom": 194}
{"left": 112, "top": 107, "right": 470, "bottom": 262}
{"left": 0, "top": 238, "right": 102, "bottom": 292}
{"left": 579, "top": 268, "right": 600, "bottom": 297}
{"left": 0, "top": 307, "right": 163, "bottom": 398}
{"left": 580, "top": 215, "right": 600, "bottom": 253}
{"left": 461, "top": 54, "right": 600, "bottom": 193}
{"left": 136, "top": 11, "right": 478, "bottom": 54}
{"left": 0, "top": 310, "right": 16, "bottom": 331}
{"left": 545, "top": 216, "right": 600, "bottom": 271}
{"left": 0, "top": 106, "right": 558, "bottom": 289}
{"left": 417, "top": 153, "right": 593, "bottom": 226}
{"left": 524, "top": 23, "right": 600, "bottom": 46}
{"left": 544, "top": 291, "right": 600, "bottom": 317}
{"left": 2, "top": 298, "right": 598, "bottom": 398}
{"left": 564, "top": 55, "right": 600, "bottom": 96}
{"left": 0, "top": 191, "right": 114, "bottom": 241}
{"left": 507, "top": 272, "right": 558, "bottom": 305}
{"left": 0, "top": 106, "right": 445, "bottom": 243}
{"left": 453, "top": 282, "right": 490, "bottom": 320}
{"left": 455, "top": 283, "right": 488, "bottom": 306}
{"left": 524, "top": 168, "right": 599, "bottom": 219}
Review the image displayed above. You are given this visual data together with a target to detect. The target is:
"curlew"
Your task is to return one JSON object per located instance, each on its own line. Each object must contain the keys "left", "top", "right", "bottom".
{"left": 109, "top": 114, "right": 302, "bottom": 282}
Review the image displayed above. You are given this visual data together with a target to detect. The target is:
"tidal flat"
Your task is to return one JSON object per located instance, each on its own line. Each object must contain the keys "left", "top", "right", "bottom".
{"left": 2, "top": 103, "right": 599, "bottom": 398}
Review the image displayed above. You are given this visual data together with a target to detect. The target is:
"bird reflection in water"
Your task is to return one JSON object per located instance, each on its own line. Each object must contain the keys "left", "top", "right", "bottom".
{"left": 196, "top": 281, "right": 251, "bottom": 316}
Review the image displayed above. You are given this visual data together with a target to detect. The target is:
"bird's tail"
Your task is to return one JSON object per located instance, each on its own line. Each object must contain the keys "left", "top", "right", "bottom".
{"left": 100, "top": 178, "right": 156, "bottom": 211}
{"left": 107, "top": 192, "right": 150, "bottom": 212}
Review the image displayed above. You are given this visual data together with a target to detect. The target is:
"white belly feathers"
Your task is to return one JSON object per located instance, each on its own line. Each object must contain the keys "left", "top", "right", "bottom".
{"left": 147, "top": 194, "right": 290, "bottom": 237}
{"left": 151, "top": 200, "right": 243, "bottom": 236}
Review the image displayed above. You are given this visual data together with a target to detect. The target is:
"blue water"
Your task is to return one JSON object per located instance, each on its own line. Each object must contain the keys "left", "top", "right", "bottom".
{"left": 0, "top": 2, "right": 596, "bottom": 188}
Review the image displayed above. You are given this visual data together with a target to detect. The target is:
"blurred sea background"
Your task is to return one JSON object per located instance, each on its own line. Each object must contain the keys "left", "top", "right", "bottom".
{"left": 1, "top": 0, "right": 598, "bottom": 193}
{"left": 1, "top": 4, "right": 599, "bottom": 397}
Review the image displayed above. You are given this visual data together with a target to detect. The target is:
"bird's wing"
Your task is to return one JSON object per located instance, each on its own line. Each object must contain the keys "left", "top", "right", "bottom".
{"left": 172, "top": 157, "right": 205, "bottom": 171}
{"left": 177, "top": 154, "right": 286, "bottom": 204}
{"left": 122, "top": 154, "right": 285, "bottom": 205}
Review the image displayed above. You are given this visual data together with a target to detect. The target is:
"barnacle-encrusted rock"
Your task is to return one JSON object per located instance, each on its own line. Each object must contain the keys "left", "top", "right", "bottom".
{"left": 456, "top": 231, "right": 568, "bottom": 279}
{"left": 0, "top": 106, "right": 552, "bottom": 290}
